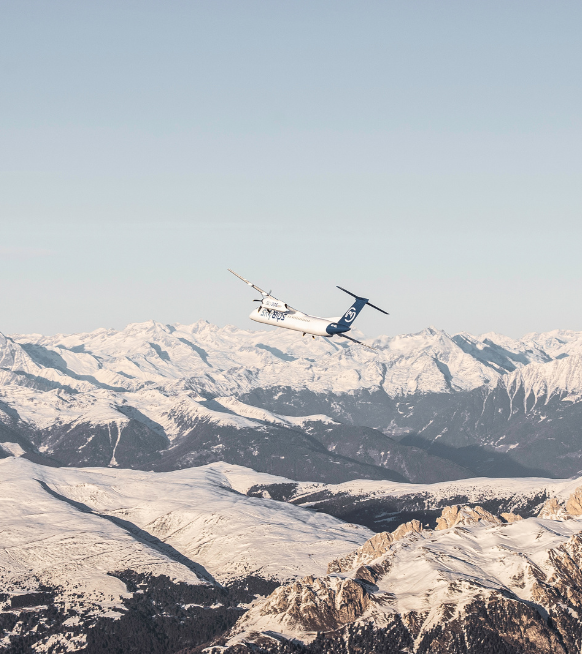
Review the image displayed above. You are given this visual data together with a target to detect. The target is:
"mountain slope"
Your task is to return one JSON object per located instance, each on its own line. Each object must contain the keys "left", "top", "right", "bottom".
{"left": 0, "top": 383, "right": 470, "bottom": 483}
{"left": 2, "top": 322, "right": 582, "bottom": 481}
{"left": 218, "top": 500, "right": 582, "bottom": 654}
{"left": 0, "top": 457, "right": 373, "bottom": 652}
{"left": 399, "top": 355, "right": 582, "bottom": 478}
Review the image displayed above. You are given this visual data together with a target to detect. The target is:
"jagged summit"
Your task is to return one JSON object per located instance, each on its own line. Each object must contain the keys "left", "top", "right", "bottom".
{"left": 502, "top": 353, "right": 582, "bottom": 400}
{"left": 8, "top": 320, "right": 581, "bottom": 399}
{"left": 217, "top": 485, "right": 582, "bottom": 653}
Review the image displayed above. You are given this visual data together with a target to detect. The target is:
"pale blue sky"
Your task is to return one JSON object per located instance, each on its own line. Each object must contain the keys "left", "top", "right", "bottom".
{"left": 1, "top": 1, "right": 581, "bottom": 338}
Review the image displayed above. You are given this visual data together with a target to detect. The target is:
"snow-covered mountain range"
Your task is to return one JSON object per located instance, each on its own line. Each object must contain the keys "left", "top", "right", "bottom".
{"left": 1, "top": 321, "right": 582, "bottom": 481}
{"left": 2, "top": 320, "right": 582, "bottom": 652}
{"left": 6, "top": 321, "right": 582, "bottom": 396}
{"left": 5, "top": 456, "right": 582, "bottom": 653}
{"left": 223, "top": 500, "right": 582, "bottom": 654}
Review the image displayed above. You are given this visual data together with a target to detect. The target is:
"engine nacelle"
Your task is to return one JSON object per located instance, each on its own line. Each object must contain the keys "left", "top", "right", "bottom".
{"left": 260, "top": 297, "right": 290, "bottom": 312}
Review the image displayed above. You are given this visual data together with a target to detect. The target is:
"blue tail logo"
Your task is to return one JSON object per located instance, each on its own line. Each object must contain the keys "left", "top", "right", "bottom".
{"left": 343, "top": 308, "right": 358, "bottom": 323}
{"left": 337, "top": 296, "right": 369, "bottom": 328}
{"left": 328, "top": 287, "right": 389, "bottom": 336}
{"left": 335, "top": 286, "right": 389, "bottom": 329}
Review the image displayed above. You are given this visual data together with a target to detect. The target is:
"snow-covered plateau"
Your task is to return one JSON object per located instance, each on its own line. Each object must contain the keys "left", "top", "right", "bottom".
{"left": 0, "top": 457, "right": 370, "bottom": 653}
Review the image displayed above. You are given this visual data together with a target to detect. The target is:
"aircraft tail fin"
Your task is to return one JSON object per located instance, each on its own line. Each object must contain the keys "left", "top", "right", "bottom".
{"left": 336, "top": 286, "right": 389, "bottom": 328}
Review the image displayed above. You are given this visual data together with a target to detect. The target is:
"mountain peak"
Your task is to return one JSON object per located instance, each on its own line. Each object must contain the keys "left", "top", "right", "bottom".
{"left": 124, "top": 319, "right": 171, "bottom": 333}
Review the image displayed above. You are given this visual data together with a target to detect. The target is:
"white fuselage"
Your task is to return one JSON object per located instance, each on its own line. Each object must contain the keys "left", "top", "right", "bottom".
{"left": 250, "top": 307, "right": 333, "bottom": 337}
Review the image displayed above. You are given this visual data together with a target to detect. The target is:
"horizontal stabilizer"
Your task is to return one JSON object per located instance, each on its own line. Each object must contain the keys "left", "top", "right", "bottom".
{"left": 338, "top": 333, "right": 377, "bottom": 351}
{"left": 337, "top": 286, "right": 389, "bottom": 315}
{"left": 367, "top": 301, "right": 389, "bottom": 315}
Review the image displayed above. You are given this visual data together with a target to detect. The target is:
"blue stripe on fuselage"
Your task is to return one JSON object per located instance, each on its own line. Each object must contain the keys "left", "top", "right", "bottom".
{"left": 326, "top": 323, "right": 350, "bottom": 335}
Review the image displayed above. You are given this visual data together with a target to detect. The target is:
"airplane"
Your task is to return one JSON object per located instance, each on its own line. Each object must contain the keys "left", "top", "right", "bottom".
{"left": 228, "top": 269, "right": 388, "bottom": 350}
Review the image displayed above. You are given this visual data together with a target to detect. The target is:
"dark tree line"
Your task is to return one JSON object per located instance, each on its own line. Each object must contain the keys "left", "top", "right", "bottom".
{"left": 0, "top": 571, "right": 279, "bottom": 654}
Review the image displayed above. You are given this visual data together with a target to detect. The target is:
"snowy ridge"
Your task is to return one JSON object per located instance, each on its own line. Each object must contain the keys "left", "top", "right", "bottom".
{"left": 0, "top": 457, "right": 371, "bottom": 599}
{"left": 222, "top": 464, "right": 582, "bottom": 513}
{"left": 238, "top": 467, "right": 582, "bottom": 533}
{"left": 0, "top": 386, "right": 337, "bottom": 447}
{"left": 213, "top": 397, "right": 338, "bottom": 429}
{"left": 228, "top": 513, "right": 582, "bottom": 651}
{"left": 0, "top": 386, "right": 129, "bottom": 431}
{"left": 2, "top": 321, "right": 582, "bottom": 482}
{"left": 502, "top": 354, "right": 582, "bottom": 404}
{"left": 7, "top": 321, "right": 580, "bottom": 398}
{"left": 520, "top": 329, "right": 582, "bottom": 359}
{"left": 285, "top": 472, "right": 582, "bottom": 507}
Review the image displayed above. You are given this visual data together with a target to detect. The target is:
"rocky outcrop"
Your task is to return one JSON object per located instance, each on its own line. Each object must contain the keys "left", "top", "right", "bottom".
{"left": 538, "top": 497, "right": 570, "bottom": 520}
{"left": 327, "top": 520, "right": 423, "bottom": 574}
{"left": 217, "top": 502, "right": 582, "bottom": 654}
{"left": 215, "top": 585, "right": 571, "bottom": 654}
{"left": 415, "top": 592, "right": 567, "bottom": 654}
{"left": 534, "top": 486, "right": 582, "bottom": 520}
{"left": 435, "top": 505, "right": 502, "bottom": 530}
{"left": 566, "top": 485, "right": 582, "bottom": 516}
{"left": 238, "top": 575, "right": 370, "bottom": 633}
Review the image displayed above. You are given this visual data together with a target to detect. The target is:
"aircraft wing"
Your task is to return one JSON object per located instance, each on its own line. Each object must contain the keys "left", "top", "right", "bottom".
{"left": 228, "top": 269, "right": 269, "bottom": 296}
{"left": 338, "top": 333, "right": 377, "bottom": 351}
{"left": 228, "top": 269, "right": 299, "bottom": 312}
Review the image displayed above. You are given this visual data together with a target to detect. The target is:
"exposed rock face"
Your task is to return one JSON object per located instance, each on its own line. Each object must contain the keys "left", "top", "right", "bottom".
{"left": 566, "top": 485, "right": 582, "bottom": 516}
{"left": 327, "top": 520, "right": 423, "bottom": 574}
{"left": 538, "top": 497, "right": 570, "bottom": 519}
{"left": 412, "top": 593, "right": 567, "bottom": 654}
{"left": 206, "top": 617, "right": 414, "bottom": 654}
{"left": 240, "top": 575, "right": 370, "bottom": 633}
{"left": 536, "top": 487, "right": 582, "bottom": 520}
{"left": 534, "top": 533, "right": 582, "bottom": 653}
{"left": 219, "top": 509, "right": 582, "bottom": 654}
{"left": 435, "top": 504, "right": 502, "bottom": 530}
